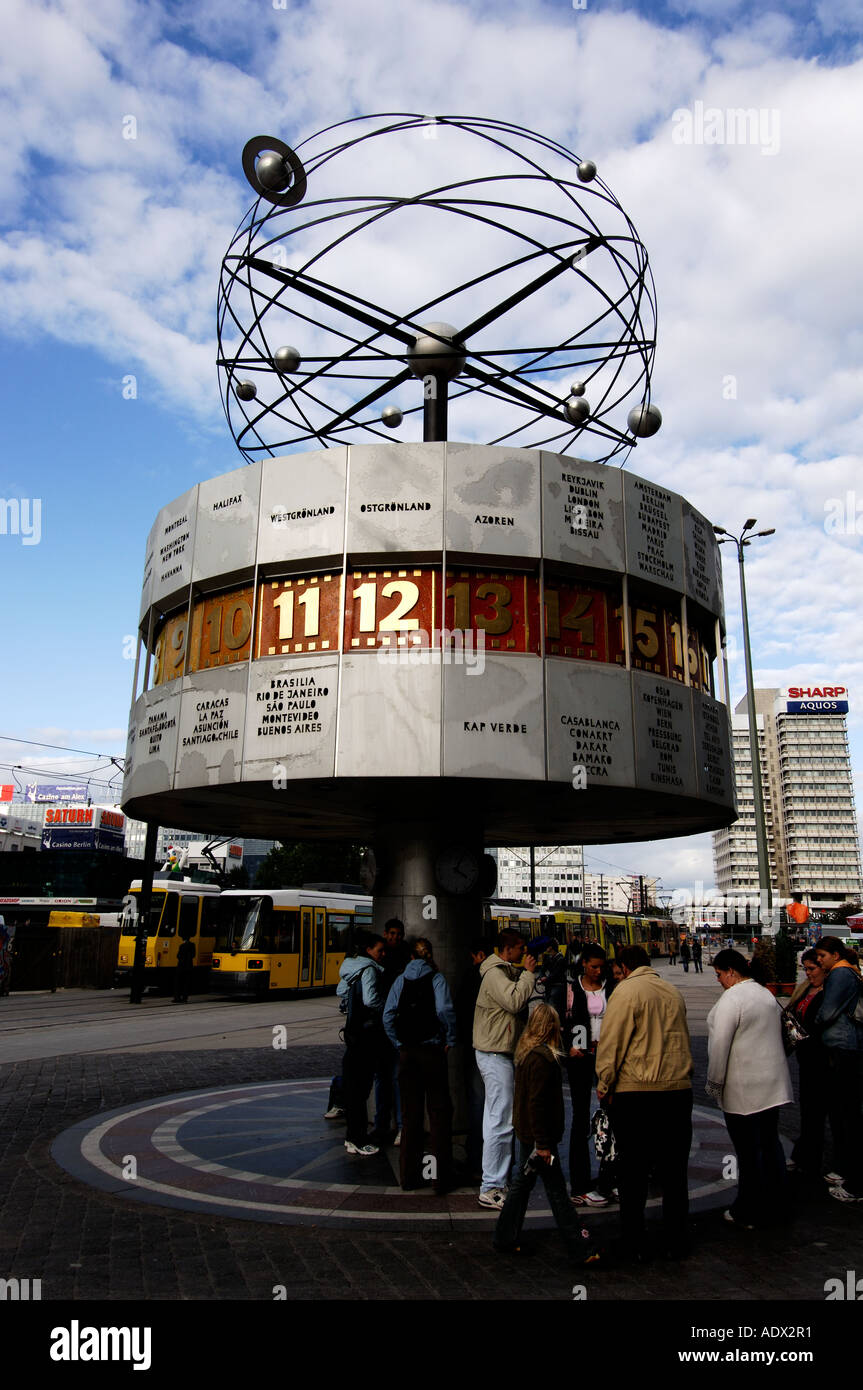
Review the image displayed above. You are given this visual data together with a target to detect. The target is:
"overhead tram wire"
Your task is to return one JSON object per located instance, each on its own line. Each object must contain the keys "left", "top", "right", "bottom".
{"left": 0, "top": 734, "right": 126, "bottom": 761}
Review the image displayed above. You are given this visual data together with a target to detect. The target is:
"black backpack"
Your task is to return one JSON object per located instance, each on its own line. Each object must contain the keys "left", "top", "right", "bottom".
{"left": 341, "top": 967, "right": 376, "bottom": 1041}
{"left": 394, "top": 972, "right": 442, "bottom": 1046}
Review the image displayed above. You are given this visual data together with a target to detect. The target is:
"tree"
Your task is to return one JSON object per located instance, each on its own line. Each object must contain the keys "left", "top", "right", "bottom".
{"left": 752, "top": 935, "right": 776, "bottom": 984}
{"left": 254, "top": 842, "right": 366, "bottom": 890}
{"left": 773, "top": 929, "right": 798, "bottom": 985}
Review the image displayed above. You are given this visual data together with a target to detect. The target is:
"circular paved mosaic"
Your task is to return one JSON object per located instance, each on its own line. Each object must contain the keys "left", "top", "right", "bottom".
{"left": 52, "top": 1080, "right": 750, "bottom": 1230}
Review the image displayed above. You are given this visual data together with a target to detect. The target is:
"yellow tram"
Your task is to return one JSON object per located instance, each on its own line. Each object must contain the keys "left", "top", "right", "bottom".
{"left": 211, "top": 889, "right": 374, "bottom": 996}
{"left": 115, "top": 878, "right": 222, "bottom": 990}
{"left": 541, "top": 908, "right": 665, "bottom": 957}
{"left": 482, "top": 899, "right": 544, "bottom": 938}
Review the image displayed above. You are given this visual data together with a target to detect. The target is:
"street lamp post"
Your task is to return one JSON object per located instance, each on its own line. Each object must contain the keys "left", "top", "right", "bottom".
{"left": 713, "top": 520, "right": 775, "bottom": 932}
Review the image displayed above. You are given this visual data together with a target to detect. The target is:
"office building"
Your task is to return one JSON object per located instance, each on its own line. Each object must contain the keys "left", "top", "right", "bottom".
{"left": 583, "top": 872, "right": 658, "bottom": 913}
{"left": 495, "top": 845, "right": 584, "bottom": 906}
{"left": 712, "top": 686, "right": 862, "bottom": 906}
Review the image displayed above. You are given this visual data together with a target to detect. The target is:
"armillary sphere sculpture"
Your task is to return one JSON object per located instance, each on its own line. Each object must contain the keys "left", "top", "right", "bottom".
{"left": 217, "top": 114, "right": 661, "bottom": 462}
{"left": 125, "top": 114, "right": 733, "bottom": 994}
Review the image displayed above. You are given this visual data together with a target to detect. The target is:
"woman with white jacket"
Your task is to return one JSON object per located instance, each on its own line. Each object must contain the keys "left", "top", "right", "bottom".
{"left": 707, "top": 949, "right": 792, "bottom": 1230}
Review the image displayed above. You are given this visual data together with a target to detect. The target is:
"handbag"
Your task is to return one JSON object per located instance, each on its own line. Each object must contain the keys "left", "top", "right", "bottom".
{"left": 591, "top": 1105, "right": 617, "bottom": 1163}
{"left": 779, "top": 1001, "right": 808, "bottom": 1056}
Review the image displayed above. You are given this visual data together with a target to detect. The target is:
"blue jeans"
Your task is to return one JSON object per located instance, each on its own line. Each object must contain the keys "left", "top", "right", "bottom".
{"left": 494, "top": 1140, "right": 594, "bottom": 1259}
{"left": 475, "top": 1049, "right": 515, "bottom": 1192}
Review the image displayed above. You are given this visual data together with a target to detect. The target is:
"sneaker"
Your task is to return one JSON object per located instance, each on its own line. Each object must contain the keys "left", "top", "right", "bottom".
{"left": 324, "top": 1106, "right": 345, "bottom": 1120}
{"left": 824, "top": 1171, "right": 844, "bottom": 1184}
{"left": 344, "top": 1140, "right": 379, "bottom": 1156}
{"left": 576, "top": 1190, "right": 609, "bottom": 1207}
{"left": 723, "top": 1209, "right": 754, "bottom": 1230}
{"left": 394, "top": 1129, "right": 402, "bottom": 1147}
{"left": 828, "top": 1185, "right": 863, "bottom": 1204}
{"left": 478, "top": 1188, "right": 506, "bottom": 1210}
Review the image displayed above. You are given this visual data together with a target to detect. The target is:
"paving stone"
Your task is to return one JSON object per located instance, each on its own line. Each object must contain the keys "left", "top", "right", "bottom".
{"left": 0, "top": 1038, "right": 861, "bottom": 1305}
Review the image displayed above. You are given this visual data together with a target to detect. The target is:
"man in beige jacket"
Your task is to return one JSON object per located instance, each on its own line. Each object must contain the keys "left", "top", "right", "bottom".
{"left": 473, "top": 930, "right": 537, "bottom": 1209}
{"left": 595, "top": 944, "right": 693, "bottom": 1259}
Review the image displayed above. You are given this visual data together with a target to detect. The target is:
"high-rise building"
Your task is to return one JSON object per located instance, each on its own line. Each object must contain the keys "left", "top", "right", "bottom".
{"left": 583, "top": 872, "right": 658, "bottom": 913}
{"left": 712, "top": 687, "right": 862, "bottom": 906}
{"left": 494, "top": 845, "right": 584, "bottom": 906}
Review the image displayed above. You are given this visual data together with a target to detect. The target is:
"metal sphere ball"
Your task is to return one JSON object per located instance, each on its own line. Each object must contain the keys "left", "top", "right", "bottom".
{"left": 256, "top": 152, "right": 291, "bottom": 192}
{"left": 235, "top": 380, "right": 258, "bottom": 402}
{"left": 577, "top": 160, "right": 597, "bottom": 183}
{"left": 564, "top": 396, "right": 591, "bottom": 425}
{"left": 570, "top": 380, "right": 586, "bottom": 397}
{"left": 273, "top": 346, "right": 301, "bottom": 374}
{"left": 407, "top": 322, "right": 467, "bottom": 379}
{"left": 627, "top": 403, "right": 663, "bottom": 437}
{"left": 381, "top": 405, "right": 403, "bottom": 428}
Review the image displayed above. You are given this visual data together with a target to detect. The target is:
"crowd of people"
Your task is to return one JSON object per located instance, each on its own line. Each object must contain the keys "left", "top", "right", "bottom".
{"left": 329, "top": 922, "right": 863, "bottom": 1263}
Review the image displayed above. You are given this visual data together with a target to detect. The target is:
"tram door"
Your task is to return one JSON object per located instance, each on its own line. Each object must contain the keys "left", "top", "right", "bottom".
{"left": 299, "top": 907, "right": 326, "bottom": 987}
{"left": 300, "top": 908, "right": 312, "bottom": 985}
{"left": 313, "top": 909, "right": 325, "bottom": 986}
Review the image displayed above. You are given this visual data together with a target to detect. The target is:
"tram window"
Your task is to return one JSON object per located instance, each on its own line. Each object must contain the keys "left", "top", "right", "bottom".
{"left": 127, "top": 892, "right": 166, "bottom": 937}
{"left": 327, "top": 912, "right": 351, "bottom": 953}
{"left": 157, "top": 894, "right": 179, "bottom": 937}
{"left": 272, "top": 910, "right": 299, "bottom": 954}
{"left": 179, "top": 896, "right": 198, "bottom": 939}
{"left": 122, "top": 894, "right": 148, "bottom": 938}
{"left": 200, "top": 897, "right": 220, "bottom": 937}
{"left": 245, "top": 898, "right": 272, "bottom": 951}
{"left": 217, "top": 896, "right": 272, "bottom": 952}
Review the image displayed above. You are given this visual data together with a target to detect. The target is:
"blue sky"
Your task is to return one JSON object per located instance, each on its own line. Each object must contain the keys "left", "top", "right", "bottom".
{"left": 1, "top": 0, "right": 862, "bottom": 896}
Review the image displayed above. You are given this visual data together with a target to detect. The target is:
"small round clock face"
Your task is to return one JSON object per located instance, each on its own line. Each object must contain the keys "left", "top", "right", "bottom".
{"left": 359, "top": 848, "right": 377, "bottom": 891}
{"left": 435, "top": 846, "right": 481, "bottom": 895}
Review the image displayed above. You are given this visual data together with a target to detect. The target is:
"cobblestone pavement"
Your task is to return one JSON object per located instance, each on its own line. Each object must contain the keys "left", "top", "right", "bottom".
{"left": 2, "top": 1037, "right": 863, "bottom": 1306}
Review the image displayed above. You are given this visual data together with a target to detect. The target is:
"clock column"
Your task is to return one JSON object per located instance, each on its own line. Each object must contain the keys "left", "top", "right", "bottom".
{"left": 372, "top": 820, "right": 486, "bottom": 1137}
{"left": 371, "top": 821, "right": 485, "bottom": 987}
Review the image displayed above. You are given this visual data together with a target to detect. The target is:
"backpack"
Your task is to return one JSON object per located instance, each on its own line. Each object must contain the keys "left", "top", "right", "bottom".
{"left": 394, "top": 972, "right": 442, "bottom": 1046}
{"left": 340, "top": 966, "right": 376, "bottom": 1041}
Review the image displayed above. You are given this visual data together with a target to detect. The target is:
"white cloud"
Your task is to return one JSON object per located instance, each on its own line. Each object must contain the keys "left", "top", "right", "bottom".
{"left": 0, "top": 0, "right": 861, "bottom": 887}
